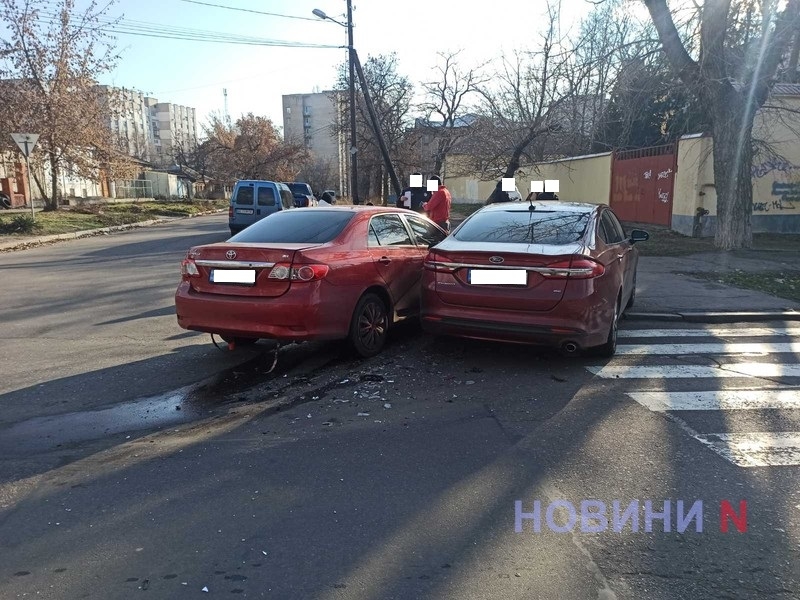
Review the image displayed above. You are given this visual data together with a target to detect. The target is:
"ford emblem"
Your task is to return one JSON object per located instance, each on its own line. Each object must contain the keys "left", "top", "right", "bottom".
{"left": 226, "top": 250, "right": 237, "bottom": 260}
{"left": 489, "top": 256, "right": 504, "bottom": 264}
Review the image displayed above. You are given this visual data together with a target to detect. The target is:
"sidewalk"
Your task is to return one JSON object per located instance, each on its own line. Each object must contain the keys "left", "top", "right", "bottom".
{"left": 629, "top": 251, "right": 800, "bottom": 323}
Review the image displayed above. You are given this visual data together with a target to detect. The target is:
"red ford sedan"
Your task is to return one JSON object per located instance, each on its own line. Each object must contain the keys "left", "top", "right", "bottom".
{"left": 175, "top": 206, "right": 447, "bottom": 357}
{"left": 420, "top": 201, "right": 648, "bottom": 357}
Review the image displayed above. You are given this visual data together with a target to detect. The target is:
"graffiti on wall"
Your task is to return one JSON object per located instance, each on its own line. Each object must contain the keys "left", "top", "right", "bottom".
{"left": 753, "top": 182, "right": 800, "bottom": 212}
{"left": 752, "top": 158, "right": 795, "bottom": 178}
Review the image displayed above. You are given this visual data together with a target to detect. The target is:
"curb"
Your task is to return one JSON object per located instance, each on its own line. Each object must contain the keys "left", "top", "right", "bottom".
{"left": 0, "top": 209, "right": 226, "bottom": 252}
{"left": 624, "top": 310, "right": 800, "bottom": 323}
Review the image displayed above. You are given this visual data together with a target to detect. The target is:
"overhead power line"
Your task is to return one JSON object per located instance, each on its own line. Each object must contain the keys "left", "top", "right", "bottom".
{"left": 33, "top": 11, "right": 342, "bottom": 49}
{"left": 176, "top": 0, "right": 323, "bottom": 22}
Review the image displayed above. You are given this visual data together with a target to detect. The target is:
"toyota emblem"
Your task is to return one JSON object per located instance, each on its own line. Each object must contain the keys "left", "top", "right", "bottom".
{"left": 226, "top": 250, "right": 237, "bottom": 260}
{"left": 489, "top": 256, "right": 504, "bottom": 264}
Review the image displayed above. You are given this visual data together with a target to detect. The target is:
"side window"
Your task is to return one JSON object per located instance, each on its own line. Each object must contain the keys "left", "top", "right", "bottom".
{"left": 234, "top": 186, "right": 254, "bottom": 205}
{"left": 279, "top": 188, "right": 294, "bottom": 209}
{"left": 257, "top": 186, "right": 276, "bottom": 207}
{"left": 368, "top": 224, "right": 381, "bottom": 246}
{"left": 596, "top": 216, "right": 609, "bottom": 244}
{"left": 607, "top": 210, "right": 627, "bottom": 240}
{"left": 405, "top": 215, "right": 446, "bottom": 247}
{"left": 601, "top": 211, "right": 623, "bottom": 244}
{"left": 369, "top": 214, "right": 414, "bottom": 246}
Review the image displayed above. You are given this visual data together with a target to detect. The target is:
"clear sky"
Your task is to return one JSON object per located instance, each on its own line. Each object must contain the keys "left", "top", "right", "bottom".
{"left": 94, "top": 0, "right": 643, "bottom": 135}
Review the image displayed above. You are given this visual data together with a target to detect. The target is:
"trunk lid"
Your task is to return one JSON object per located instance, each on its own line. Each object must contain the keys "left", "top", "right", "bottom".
{"left": 427, "top": 240, "right": 585, "bottom": 312}
{"left": 187, "top": 243, "right": 321, "bottom": 297}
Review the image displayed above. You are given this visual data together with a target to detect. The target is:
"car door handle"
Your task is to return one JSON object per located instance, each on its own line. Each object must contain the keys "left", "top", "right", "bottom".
{"left": 378, "top": 257, "right": 391, "bottom": 265}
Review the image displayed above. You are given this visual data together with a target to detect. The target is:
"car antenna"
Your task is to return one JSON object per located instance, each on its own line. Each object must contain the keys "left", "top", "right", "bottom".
{"left": 528, "top": 195, "right": 536, "bottom": 211}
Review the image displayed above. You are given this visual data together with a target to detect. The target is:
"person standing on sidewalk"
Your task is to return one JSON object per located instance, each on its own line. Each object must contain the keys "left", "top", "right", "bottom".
{"left": 422, "top": 175, "right": 452, "bottom": 232}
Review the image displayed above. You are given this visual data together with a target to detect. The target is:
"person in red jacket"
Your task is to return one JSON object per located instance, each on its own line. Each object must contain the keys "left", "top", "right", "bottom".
{"left": 422, "top": 175, "right": 452, "bottom": 232}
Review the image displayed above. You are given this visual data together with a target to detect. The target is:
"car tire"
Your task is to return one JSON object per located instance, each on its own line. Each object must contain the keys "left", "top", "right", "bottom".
{"left": 349, "top": 293, "right": 389, "bottom": 358}
{"left": 592, "top": 296, "right": 620, "bottom": 358}
{"left": 626, "top": 274, "right": 636, "bottom": 310}
{"left": 0, "top": 194, "right": 11, "bottom": 209}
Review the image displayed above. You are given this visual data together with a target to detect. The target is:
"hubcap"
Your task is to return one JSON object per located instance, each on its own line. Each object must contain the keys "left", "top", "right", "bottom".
{"left": 358, "top": 302, "right": 386, "bottom": 349}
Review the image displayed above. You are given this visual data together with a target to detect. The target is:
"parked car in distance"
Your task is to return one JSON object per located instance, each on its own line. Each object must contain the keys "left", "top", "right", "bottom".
{"left": 228, "top": 180, "right": 294, "bottom": 236}
{"left": 421, "top": 201, "right": 649, "bottom": 357}
{"left": 176, "top": 206, "right": 447, "bottom": 357}
{"left": 285, "top": 182, "right": 316, "bottom": 207}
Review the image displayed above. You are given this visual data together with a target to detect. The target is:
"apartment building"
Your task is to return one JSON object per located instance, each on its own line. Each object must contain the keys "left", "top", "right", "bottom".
{"left": 282, "top": 90, "right": 348, "bottom": 195}
{"left": 96, "top": 85, "right": 198, "bottom": 166}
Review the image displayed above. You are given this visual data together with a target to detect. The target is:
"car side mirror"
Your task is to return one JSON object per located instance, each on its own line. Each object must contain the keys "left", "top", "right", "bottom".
{"left": 630, "top": 229, "right": 649, "bottom": 243}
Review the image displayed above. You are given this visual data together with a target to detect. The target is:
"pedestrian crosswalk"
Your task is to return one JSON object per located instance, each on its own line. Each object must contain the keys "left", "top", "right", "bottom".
{"left": 586, "top": 325, "right": 800, "bottom": 467}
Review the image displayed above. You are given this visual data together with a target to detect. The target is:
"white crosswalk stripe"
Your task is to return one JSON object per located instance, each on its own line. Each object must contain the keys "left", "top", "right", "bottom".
{"left": 587, "top": 363, "right": 800, "bottom": 378}
{"left": 615, "top": 342, "right": 800, "bottom": 355}
{"left": 626, "top": 389, "right": 800, "bottom": 411}
{"left": 693, "top": 432, "right": 800, "bottom": 467}
{"left": 618, "top": 327, "right": 800, "bottom": 338}
{"left": 587, "top": 326, "right": 800, "bottom": 467}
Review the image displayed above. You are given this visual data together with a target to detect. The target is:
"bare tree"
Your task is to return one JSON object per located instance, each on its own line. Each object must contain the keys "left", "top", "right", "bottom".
{"left": 0, "top": 0, "right": 132, "bottom": 210}
{"left": 336, "top": 53, "right": 413, "bottom": 201}
{"left": 643, "top": 0, "right": 800, "bottom": 249}
{"left": 203, "top": 113, "right": 309, "bottom": 183}
{"left": 417, "top": 50, "right": 488, "bottom": 176}
{"left": 469, "top": 2, "right": 578, "bottom": 186}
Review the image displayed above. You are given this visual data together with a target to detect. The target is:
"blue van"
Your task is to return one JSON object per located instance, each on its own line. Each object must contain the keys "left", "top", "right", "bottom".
{"left": 228, "top": 180, "right": 295, "bottom": 236}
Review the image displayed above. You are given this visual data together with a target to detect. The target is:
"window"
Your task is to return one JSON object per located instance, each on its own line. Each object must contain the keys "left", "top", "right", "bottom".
{"left": 405, "top": 215, "right": 446, "bottom": 247}
{"left": 600, "top": 211, "right": 624, "bottom": 244}
{"left": 369, "top": 214, "right": 414, "bottom": 246}
{"left": 279, "top": 188, "right": 294, "bottom": 209}
{"left": 234, "top": 186, "right": 254, "bottom": 205}
{"left": 230, "top": 210, "right": 354, "bottom": 243}
{"left": 455, "top": 209, "right": 590, "bottom": 245}
{"left": 257, "top": 186, "right": 276, "bottom": 206}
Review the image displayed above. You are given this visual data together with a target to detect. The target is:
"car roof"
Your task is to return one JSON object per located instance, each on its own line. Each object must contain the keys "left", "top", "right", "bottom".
{"left": 299, "top": 205, "right": 415, "bottom": 213}
{"left": 479, "top": 201, "right": 605, "bottom": 213}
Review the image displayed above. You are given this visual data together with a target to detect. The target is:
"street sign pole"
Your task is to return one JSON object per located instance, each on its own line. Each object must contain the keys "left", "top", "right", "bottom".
{"left": 25, "top": 152, "right": 34, "bottom": 220}
{"left": 10, "top": 133, "right": 40, "bottom": 219}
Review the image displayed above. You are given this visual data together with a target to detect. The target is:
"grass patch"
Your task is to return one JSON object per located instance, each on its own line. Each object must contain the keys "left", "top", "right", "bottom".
{"left": 688, "top": 271, "right": 800, "bottom": 303}
{"left": 0, "top": 200, "right": 227, "bottom": 236}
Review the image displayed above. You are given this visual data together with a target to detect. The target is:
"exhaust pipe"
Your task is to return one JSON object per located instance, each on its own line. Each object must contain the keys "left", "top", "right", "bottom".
{"left": 561, "top": 341, "right": 579, "bottom": 354}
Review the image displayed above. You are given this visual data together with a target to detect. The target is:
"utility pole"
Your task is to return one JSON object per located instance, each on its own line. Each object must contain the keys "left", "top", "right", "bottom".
{"left": 352, "top": 50, "right": 402, "bottom": 199}
{"left": 346, "top": 0, "right": 360, "bottom": 204}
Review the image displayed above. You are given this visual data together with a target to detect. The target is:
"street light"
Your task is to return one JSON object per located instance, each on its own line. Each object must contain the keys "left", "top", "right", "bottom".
{"left": 313, "top": 1, "right": 359, "bottom": 204}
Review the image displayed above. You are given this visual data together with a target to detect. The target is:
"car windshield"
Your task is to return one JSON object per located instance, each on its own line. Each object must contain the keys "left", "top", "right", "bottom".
{"left": 454, "top": 209, "right": 591, "bottom": 245}
{"left": 287, "top": 183, "right": 311, "bottom": 195}
{"left": 229, "top": 210, "right": 354, "bottom": 243}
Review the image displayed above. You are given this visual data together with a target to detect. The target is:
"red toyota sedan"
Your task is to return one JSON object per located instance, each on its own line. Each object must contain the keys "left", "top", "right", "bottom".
{"left": 175, "top": 206, "right": 446, "bottom": 357}
{"left": 420, "top": 201, "right": 648, "bottom": 357}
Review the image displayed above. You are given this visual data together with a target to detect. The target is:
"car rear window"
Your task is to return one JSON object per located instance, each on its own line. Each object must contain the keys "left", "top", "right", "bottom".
{"left": 230, "top": 210, "right": 355, "bottom": 243}
{"left": 454, "top": 209, "right": 591, "bottom": 245}
{"left": 288, "top": 183, "right": 311, "bottom": 196}
{"left": 234, "top": 186, "right": 254, "bottom": 205}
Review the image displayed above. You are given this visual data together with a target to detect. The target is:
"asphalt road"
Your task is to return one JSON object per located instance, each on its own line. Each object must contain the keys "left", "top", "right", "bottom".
{"left": 1, "top": 216, "right": 799, "bottom": 599}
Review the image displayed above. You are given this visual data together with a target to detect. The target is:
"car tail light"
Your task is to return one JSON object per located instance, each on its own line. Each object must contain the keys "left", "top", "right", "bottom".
{"left": 423, "top": 253, "right": 457, "bottom": 273}
{"left": 181, "top": 259, "right": 200, "bottom": 278}
{"left": 268, "top": 263, "right": 329, "bottom": 281}
{"left": 228, "top": 206, "right": 233, "bottom": 218}
{"left": 542, "top": 258, "right": 605, "bottom": 279}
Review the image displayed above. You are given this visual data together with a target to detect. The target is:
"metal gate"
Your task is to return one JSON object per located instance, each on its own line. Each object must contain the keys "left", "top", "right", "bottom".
{"left": 610, "top": 143, "right": 676, "bottom": 226}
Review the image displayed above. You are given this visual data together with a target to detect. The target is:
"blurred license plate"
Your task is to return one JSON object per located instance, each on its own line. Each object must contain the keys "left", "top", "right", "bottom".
{"left": 469, "top": 269, "right": 526, "bottom": 285}
{"left": 210, "top": 269, "right": 255, "bottom": 284}
{"left": 236, "top": 209, "right": 254, "bottom": 214}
